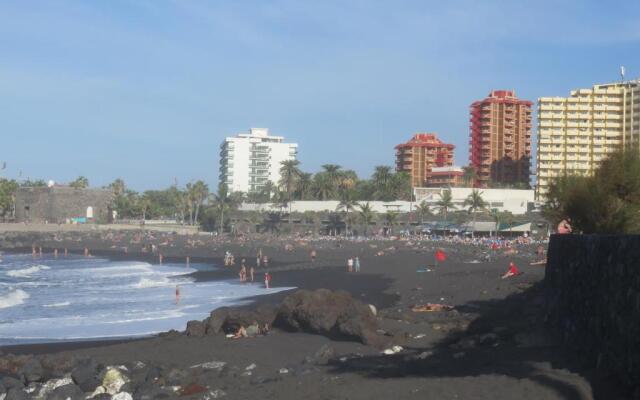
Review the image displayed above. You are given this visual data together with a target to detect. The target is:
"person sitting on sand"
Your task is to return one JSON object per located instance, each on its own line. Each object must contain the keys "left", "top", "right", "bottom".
{"left": 232, "top": 321, "right": 262, "bottom": 339}
{"left": 501, "top": 262, "right": 521, "bottom": 279}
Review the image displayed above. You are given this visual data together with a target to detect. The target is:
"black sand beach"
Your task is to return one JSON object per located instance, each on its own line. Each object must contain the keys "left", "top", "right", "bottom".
{"left": 0, "top": 231, "right": 626, "bottom": 399}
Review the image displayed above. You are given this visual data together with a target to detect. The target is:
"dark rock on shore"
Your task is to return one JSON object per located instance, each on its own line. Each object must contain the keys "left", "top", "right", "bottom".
{"left": 185, "top": 320, "right": 206, "bottom": 337}
{"left": 274, "top": 289, "right": 381, "bottom": 345}
{"left": 71, "top": 358, "right": 101, "bottom": 392}
{"left": 205, "top": 304, "right": 278, "bottom": 334}
{"left": 48, "top": 383, "right": 85, "bottom": 400}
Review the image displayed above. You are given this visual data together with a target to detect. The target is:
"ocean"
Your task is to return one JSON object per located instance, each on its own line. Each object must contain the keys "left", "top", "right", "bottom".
{"left": 0, "top": 252, "right": 293, "bottom": 345}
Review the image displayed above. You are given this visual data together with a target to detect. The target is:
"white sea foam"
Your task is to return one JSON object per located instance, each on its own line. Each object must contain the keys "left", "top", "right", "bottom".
{"left": 43, "top": 301, "right": 71, "bottom": 308}
{"left": 6, "top": 265, "right": 50, "bottom": 278}
{"left": 0, "top": 289, "right": 30, "bottom": 309}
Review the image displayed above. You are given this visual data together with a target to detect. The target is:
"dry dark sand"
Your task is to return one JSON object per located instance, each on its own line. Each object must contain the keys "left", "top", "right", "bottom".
{"left": 0, "top": 232, "right": 626, "bottom": 399}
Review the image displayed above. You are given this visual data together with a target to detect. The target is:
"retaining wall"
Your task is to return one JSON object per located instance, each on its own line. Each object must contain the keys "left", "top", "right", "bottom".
{"left": 545, "top": 234, "right": 640, "bottom": 392}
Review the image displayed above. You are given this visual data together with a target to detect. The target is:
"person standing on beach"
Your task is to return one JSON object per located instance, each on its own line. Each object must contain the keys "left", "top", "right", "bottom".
{"left": 264, "top": 272, "right": 271, "bottom": 289}
{"left": 175, "top": 285, "right": 180, "bottom": 305}
{"left": 250, "top": 266, "right": 255, "bottom": 282}
{"left": 354, "top": 256, "right": 361, "bottom": 272}
{"left": 310, "top": 249, "right": 317, "bottom": 263}
{"left": 347, "top": 257, "right": 354, "bottom": 272}
{"left": 239, "top": 264, "right": 247, "bottom": 282}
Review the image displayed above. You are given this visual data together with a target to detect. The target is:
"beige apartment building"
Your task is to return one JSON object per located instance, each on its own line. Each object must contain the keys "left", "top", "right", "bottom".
{"left": 536, "top": 81, "right": 640, "bottom": 199}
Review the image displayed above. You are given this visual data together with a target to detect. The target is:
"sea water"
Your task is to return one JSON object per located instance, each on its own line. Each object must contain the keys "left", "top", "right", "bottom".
{"left": 0, "top": 252, "right": 293, "bottom": 345}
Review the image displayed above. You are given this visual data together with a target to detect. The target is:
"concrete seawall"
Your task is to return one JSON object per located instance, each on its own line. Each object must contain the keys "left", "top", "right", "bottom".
{"left": 546, "top": 234, "right": 640, "bottom": 393}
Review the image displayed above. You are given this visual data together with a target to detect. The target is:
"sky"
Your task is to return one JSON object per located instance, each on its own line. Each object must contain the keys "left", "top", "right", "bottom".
{"left": 1, "top": 0, "right": 639, "bottom": 191}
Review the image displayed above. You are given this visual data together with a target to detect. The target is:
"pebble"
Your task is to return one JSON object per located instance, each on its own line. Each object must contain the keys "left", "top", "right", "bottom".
{"left": 245, "top": 363, "right": 257, "bottom": 371}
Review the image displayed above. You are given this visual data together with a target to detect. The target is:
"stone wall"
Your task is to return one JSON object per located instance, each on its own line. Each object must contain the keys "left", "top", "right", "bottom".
{"left": 545, "top": 234, "right": 640, "bottom": 392}
{"left": 14, "top": 187, "right": 114, "bottom": 224}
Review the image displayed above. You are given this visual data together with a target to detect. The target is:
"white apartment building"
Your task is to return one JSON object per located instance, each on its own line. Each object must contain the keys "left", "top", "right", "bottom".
{"left": 536, "top": 80, "right": 640, "bottom": 199}
{"left": 219, "top": 128, "right": 298, "bottom": 194}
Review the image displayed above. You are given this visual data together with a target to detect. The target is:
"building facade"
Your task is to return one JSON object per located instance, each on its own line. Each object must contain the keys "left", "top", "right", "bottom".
{"left": 15, "top": 187, "right": 114, "bottom": 224}
{"left": 219, "top": 128, "right": 298, "bottom": 194}
{"left": 536, "top": 81, "right": 640, "bottom": 199}
{"left": 395, "top": 133, "right": 455, "bottom": 188}
{"left": 425, "top": 166, "right": 464, "bottom": 187}
{"left": 469, "top": 90, "right": 533, "bottom": 188}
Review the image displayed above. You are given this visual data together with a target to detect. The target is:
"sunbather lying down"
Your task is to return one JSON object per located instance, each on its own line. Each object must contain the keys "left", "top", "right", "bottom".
{"left": 232, "top": 321, "right": 270, "bottom": 339}
{"left": 411, "top": 303, "right": 454, "bottom": 312}
{"left": 529, "top": 258, "right": 546, "bottom": 266}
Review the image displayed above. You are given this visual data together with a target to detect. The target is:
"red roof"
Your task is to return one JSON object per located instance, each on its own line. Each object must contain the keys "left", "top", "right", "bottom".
{"left": 395, "top": 133, "right": 455, "bottom": 150}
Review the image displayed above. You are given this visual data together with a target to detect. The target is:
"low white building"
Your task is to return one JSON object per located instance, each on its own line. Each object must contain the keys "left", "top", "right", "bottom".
{"left": 219, "top": 128, "right": 298, "bottom": 194}
{"left": 240, "top": 201, "right": 413, "bottom": 214}
{"left": 414, "top": 187, "right": 534, "bottom": 215}
{"left": 239, "top": 187, "right": 534, "bottom": 215}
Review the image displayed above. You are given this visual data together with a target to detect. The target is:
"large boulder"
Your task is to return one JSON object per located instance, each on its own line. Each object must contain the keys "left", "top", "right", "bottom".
{"left": 274, "top": 289, "right": 380, "bottom": 345}
{"left": 71, "top": 358, "right": 101, "bottom": 392}
{"left": 19, "top": 358, "right": 43, "bottom": 383}
{"left": 185, "top": 320, "right": 206, "bottom": 337}
{"left": 47, "top": 383, "right": 85, "bottom": 400}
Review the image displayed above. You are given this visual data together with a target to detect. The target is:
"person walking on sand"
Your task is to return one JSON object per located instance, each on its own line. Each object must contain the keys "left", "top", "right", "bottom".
{"left": 175, "top": 285, "right": 180, "bottom": 305}
{"left": 264, "top": 272, "right": 272, "bottom": 289}
{"left": 250, "top": 266, "right": 255, "bottom": 282}
{"left": 354, "top": 256, "right": 361, "bottom": 272}
{"left": 239, "top": 264, "right": 247, "bottom": 282}
{"left": 347, "top": 257, "right": 354, "bottom": 272}
{"left": 310, "top": 249, "right": 317, "bottom": 263}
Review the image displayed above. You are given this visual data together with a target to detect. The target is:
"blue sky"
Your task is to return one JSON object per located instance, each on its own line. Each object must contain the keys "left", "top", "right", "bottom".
{"left": 1, "top": 0, "right": 639, "bottom": 190}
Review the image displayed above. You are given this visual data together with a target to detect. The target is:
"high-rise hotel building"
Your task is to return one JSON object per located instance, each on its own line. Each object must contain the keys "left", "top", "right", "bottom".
{"left": 535, "top": 81, "right": 640, "bottom": 199}
{"left": 469, "top": 90, "right": 533, "bottom": 188}
{"left": 219, "top": 128, "right": 298, "bottom": 194}
{"left": 395, "top": 133, "right": 456, "bottom": 188}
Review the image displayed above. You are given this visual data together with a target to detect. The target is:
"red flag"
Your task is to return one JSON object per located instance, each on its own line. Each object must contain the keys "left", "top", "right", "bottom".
{"left": 435, "top": 249, "right": 447, "bottom": 262}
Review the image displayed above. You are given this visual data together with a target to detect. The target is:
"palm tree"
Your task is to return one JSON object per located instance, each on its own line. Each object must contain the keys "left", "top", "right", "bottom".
{"left": 321, "top": 164, "right": 343, "bottom": 199}
{"left": 189, "top": 180, "right": 209, "bottom": 226}
{"left": 464, "top": 189, "right": 487, "bottom": 238}
{"left": 259, "top": 181, "right": 277, "bottom": 202}
{"left": 384, "top": 211, "right": 399, "bottom": 235}
{"left": 296, "top": 172, "right": 313, "bottom": 200}
{"left": 69, "top": 176, "right": 89, "bottom": 189}
{"left": 312, "top": 173, "right": 335, "bottom": 200}
{"left": 414, "top": 200, "right": 432, "bottom": 224}
{"left": 358, "top": 202, "right": 376, "bottom": 237}
{"left": 462, "top": 166, "right": 477, "bottom": 187}
{"left": 108, "top": 178, "right": 126, "bottom": 196}
{"left": 210, "top": 183, "right": 242, "bottom": 234}
{"left": 490, "top": 208, "right": 500, "bottom": 238}
{"left": 372, "top": 166, "right": 393, "bottom": 200}
{"left": 337, "top": 193, "right": 358, "bottom": 236}
{"left": 139, "top": 196, "right": 151, "bottom": 221}
{"left": 436, "top": 189, "right": 454, "bottom": 224}
{"left": 280, "top": 160, "right": 302, "bottom": 228}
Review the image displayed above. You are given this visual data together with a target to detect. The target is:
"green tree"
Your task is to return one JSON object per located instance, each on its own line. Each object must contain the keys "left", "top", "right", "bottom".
{"left": 69, "top": 176, "right": 89, "bottom": 189}
{"left": 337, "top": 191, "right": 358, "bottom": 236}
{"left": 210, "top": 184, "right": 243, "bottom": 233}
{"left": 464, "top": 189, "right": 487, "bottom": 238}
{"left": 372, "top": 165, "right": 393, "bottom": 200}
{"left": 312, "top": 173, "right": 335, "bottom": 200}
{"left": 188, "top": 180, "right": 209, "bottom": 225}
{"left": 107, "top": 178, "right": 126, "bottom": 196}
{"left": 296, "top": 172, "right": 313, "bottom": 200}
{"left": 280, "top": 160, "right": 302, "bottom": 228}
{"left": 543, "top": 149, "right": 640, "bottom": 234}
{"left": 384, "top": 211, "right": 399, "bottom": 234}
{"left": 0, "top": 179, "right": 18, "bottom": 220}
{"left": 414, "top": 200, "right": 432, "bottom": 224}
{"left": 358, "top": 202, "right": 376, "bottom": 237}
{"left": 436, "top": 189, "right": 454, "bottom": 223}
{"left": 462, "top": 166, "right": 476, "bottom": 187}
{"left": 390, "top": 171, "right": 412, "bottom": 201}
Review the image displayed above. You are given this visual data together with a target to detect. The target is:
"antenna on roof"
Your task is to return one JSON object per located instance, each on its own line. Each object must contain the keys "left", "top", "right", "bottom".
{"left": 620, "top": 66, "right": 626, "bottom": 83}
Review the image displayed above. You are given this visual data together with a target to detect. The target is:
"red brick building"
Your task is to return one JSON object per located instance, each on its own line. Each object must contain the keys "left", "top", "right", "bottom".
{"left": 469, "top": 90, "right": 532, "bottom": 187}
{"left": 395, "top": 133, "right": 455, "bottom": 188}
